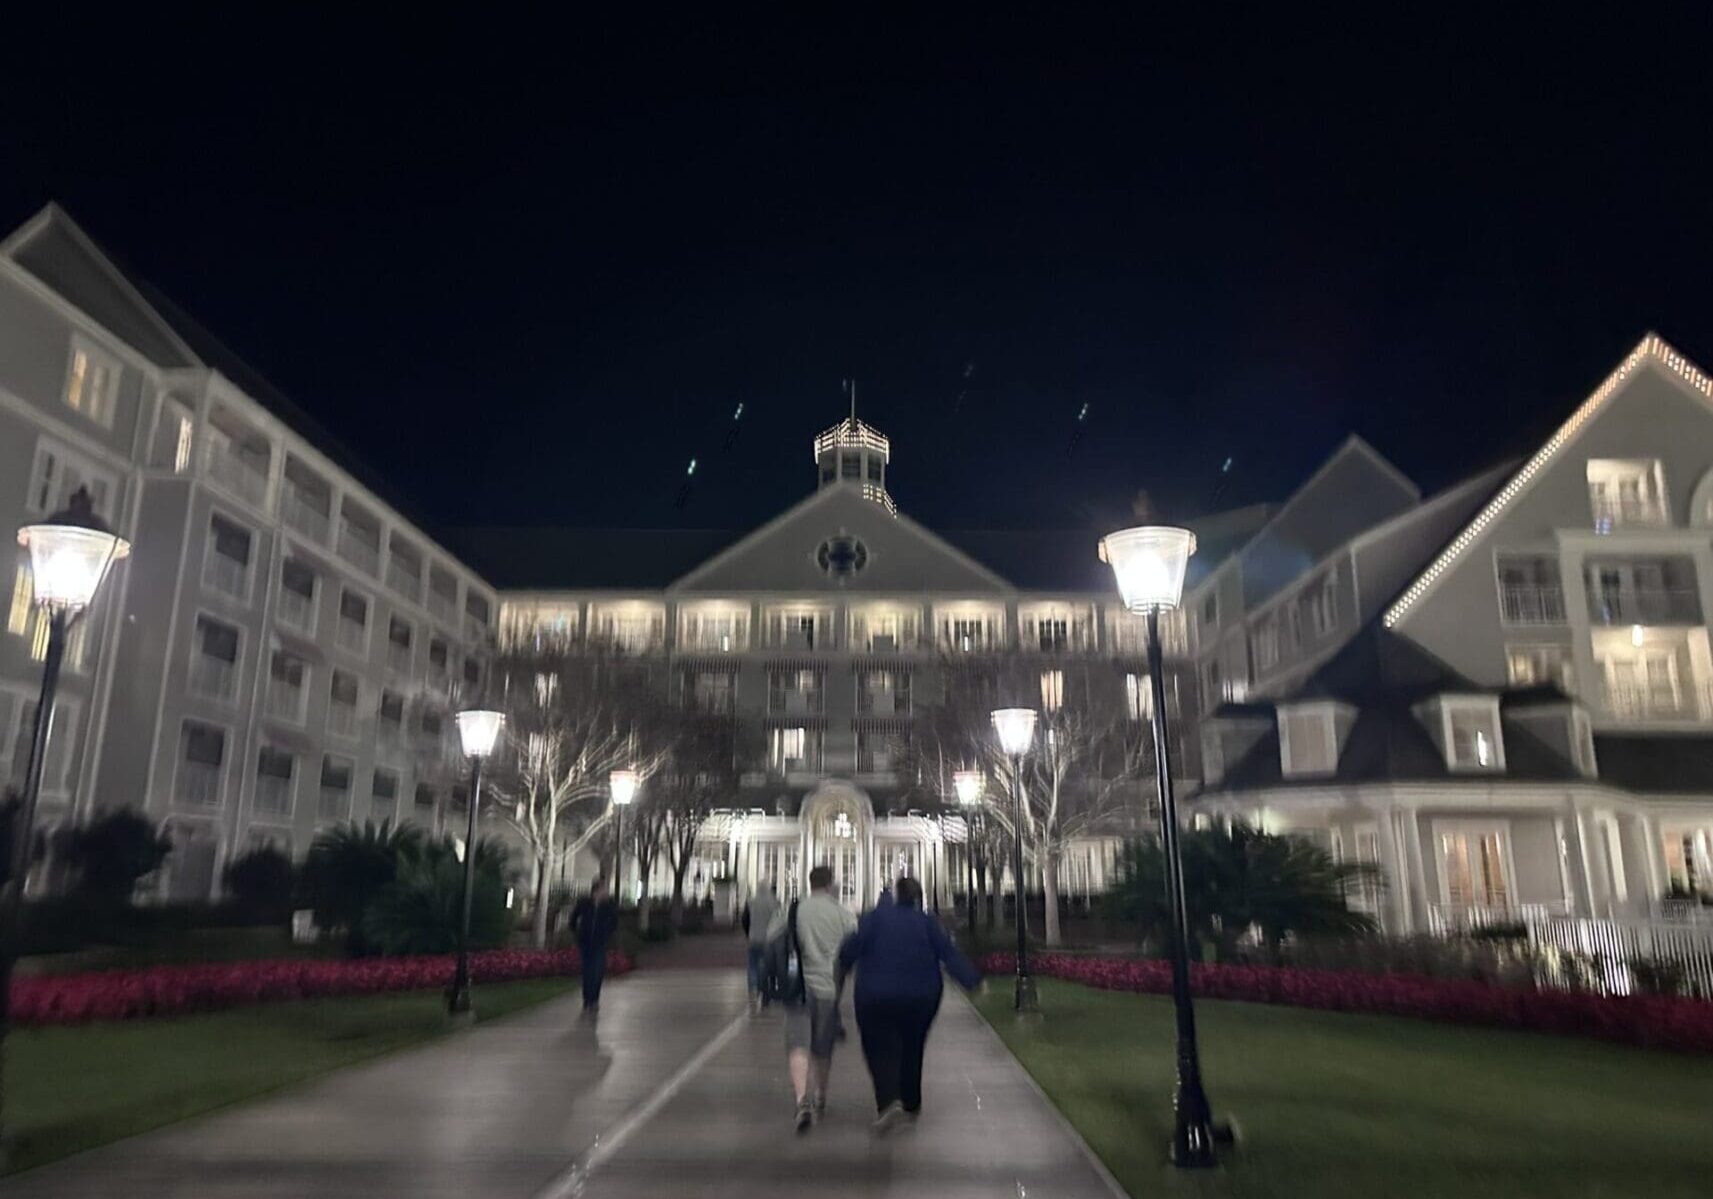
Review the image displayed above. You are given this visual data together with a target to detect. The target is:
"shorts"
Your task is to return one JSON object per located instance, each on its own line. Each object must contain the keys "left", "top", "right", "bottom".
{"left": 783, "top": 995, "right": 841, "bottom": 1059}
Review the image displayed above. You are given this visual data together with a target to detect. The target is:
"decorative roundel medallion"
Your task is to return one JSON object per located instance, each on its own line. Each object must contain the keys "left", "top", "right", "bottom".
{"left": 816, "top": 534, "right": 868, "bottom": 578}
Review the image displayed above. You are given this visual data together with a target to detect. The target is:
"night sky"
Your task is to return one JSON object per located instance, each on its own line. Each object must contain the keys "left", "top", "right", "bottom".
{"left": 4, "top": 13, "right": 1712, "bottom": 540}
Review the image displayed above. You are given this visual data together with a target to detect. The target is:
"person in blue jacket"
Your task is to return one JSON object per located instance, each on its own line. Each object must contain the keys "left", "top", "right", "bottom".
{"left": 839, "top": 876, "right": 982, "bottom": 1133}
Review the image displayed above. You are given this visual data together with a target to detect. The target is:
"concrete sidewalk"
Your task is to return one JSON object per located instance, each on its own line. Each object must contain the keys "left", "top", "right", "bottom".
{"left": 13, "top": 965, "right": 1121, "bottom": 1198}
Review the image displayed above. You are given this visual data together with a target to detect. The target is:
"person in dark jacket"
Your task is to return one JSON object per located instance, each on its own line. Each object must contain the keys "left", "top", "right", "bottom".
{"left": 839, "top": 876, "right": 981, "bottom": 1133}
{"left": 570, "top": 878, "right": 619, "bottom": 1013}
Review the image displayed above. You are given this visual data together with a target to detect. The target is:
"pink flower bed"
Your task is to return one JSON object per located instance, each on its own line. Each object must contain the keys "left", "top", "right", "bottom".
{"left": 11, "top": 947, "right": 634, "bottom": 1026}
{"left": 980, "top": 952, "right": 1713, "bottom": 1053}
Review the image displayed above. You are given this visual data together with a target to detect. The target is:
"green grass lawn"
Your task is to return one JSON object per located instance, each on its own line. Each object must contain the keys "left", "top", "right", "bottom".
{"left": 976, "top": 979, "right": 1713, "bottom": 1199}
{"left": 6, "top": 977, "right": 573, "bottom": 1175}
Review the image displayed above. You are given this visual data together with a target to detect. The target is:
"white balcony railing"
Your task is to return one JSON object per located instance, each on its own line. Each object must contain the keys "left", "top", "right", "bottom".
{"left": 204, "top": 553, "right": 248, "bottom": 600}
{"left": 178, "top": 762, "right": 222, "bottom": 807}
{"left": 338, "top": 522, "right": 381, "bottom": 575}
{"left": 277, "top": 587, "right": 315, "bottom": 634}
{"left": 429, "top": 591, "right": 458, "bottom": 624}
{"left": 386, "top": 560, "right": 422, "bottom": 603}
{"left": 1602, "top": 682, "right": 1713, "bottom": 723}
{"left": 318, "top": 788, "right": 349, "bottom": 821}
{"left": 1588, "top": 588, "right": 1702, "bottom": 626}
{"left": 265, "top": 680, "right": 305, "bottom": 723}
{"left": 1499, "top": 584, "right": 1566, "bottom": 625}
{"left": 328, "top": 702, "right": 359, "bottom": 738}
{"left": 206, "top": 447, "right": 269, "bottom": 508}
{"left": 189, "top": 656, "right": 236, "bottom": 701}
{"left": 335, "top": 617, "right": 367, "bottom": 656}
{"left": 464, "top": 614, "right": 488, "bottom": 643}
{"left": 254, "top": 774, "right": 294, "bottom": 815}
{"left": 388, "top": 642, "right": 413, "bottom": 674}
{"left": 281, "top": 484, "right": 331, "bottom": 543}
{"left": 1592, "top": 494, "right": 1670, "bottom": 531}
{"left": 1426, "top": 901, "right": 1569, "bottom": 934}
{"left": 777, "top": 691, "right": 821, "bottom": 716}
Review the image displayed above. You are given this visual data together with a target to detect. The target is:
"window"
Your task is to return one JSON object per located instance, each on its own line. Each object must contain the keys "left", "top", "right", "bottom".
{"left": 463, "top": 657, "right": 480, "bottom": 687}
{"left": 1572, "top": 708, "right": 1598, "bottom": 776}
{"left": 1124, "top": 673, "right": 1154, "bottom": 721}
{"left": 1438, "top": 825, "right": 1512, "bottom": 908}
{"left": 689, "top": 671, "right": 735, "bottom": 713}
{"left": 27, "top": 441, "right": 116, "bottom": 519}
{"left": 319, "top": 756, "right": 353, "bottom": 821}
{"left": 1583, "top": 556, "right": 1702, "bottom": 626}
{"left": 856, "top": 728, "right": 895, "bottom": 774}
{"left": 255, "top": 747, "right": 296, "bottom": 815}
{"left": 768, "top": 668, "right": 823, "bottom": 714}
{"left": 8, "top": 564, "right": 92, "bottom": 670}
{"left": 1202, "top": 593, "right": 1219, "bottom": 629}
{"left": 337, "top": 589, "right": 369, "bottom": 655}
{"left": 1202, "top": 659, "right": 1223, "bottom": 710}
{"left": 840, "top": 452, "right": 861, "bottom": 479}
{"left": 429, "top": 637, "right": 450, "bottom": 676}
{"left": 0, "top": 690, "right": 79, "bottom": 793}
{"left": 1040, "top": 670, "right": 1065, "bottom": 712}
{"left": 379, "top": 690, "right": 405, "bottom": 738}
{"left": 769, "top": 727, "right": 819, "bottom": 773}
{"left": 849, "top": 605, "right": 918, "bottom": 651}
{"left": 387, "top": 615, "right": 414, "bottom": 672}
{"left": 866, "top": 456, "right": 882, "bottom": 482}
{"left": 420, "top": 708, "right": 444, "bottom": 739}
{"left": 857, "top": 668, "right": 910, "bottom": 715}
{"left": 1252, "top": 618, "right": 1280, "bottom": 672}
{"left": 1588, "top": 459, "right": 1669, "bottom": 530}
{"left": 1505, "top": 645, "right": 1573, "bottom": 692}
{"left": 278, "top": 558, "right": 317, "bottom": 633}
{"left": 680, "top": 605, "right": 748, "bottom": 652}
{"left": 372, "top": 767, "right": 400, "bottom": 806}
{"left": 1437, "top": 698, "right": 1504, "bottom": 771}
{"left": 328, "top": 671, "right": 360, "bottom": 738}
{"left": 767, "top": 606, "right": 829, "bottom": 649}
{"left": 949, "top": 618, "right": 986, "bottom": 652}
{"left": 592, "top": 604, "right": 664, "bottom": 651}
{"left": 151, "top": 398, "right": 195, "bottom": 472}
{"left": 1496, "top": 555, "right": 1565, "bottom": 624}
{"left": 190, "top": 616, "right": 240, "bottom": 701}
{"left": 1279, "top": 705, "right": 1337, "bottom": 776}
{"left": 414, "top": 782, "right": 437, "bottom": 812}
{"left": 65, "top": 340, "right": 121, "bottom": 427}
{"left": 266, "top": 650, "right": 308, "bottom": 723}
{"left": 178, "top": 721, "right": 226, "bottom": 807}
{"left": 205, "top": 514, "right": 253, "bottom": 599}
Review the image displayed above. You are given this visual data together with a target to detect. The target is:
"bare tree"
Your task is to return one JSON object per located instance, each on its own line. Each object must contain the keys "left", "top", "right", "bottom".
{"left": 657, "top": 714, "right": 762, "bottom": 928}
{"left": 901, "top": 657, "right": 1152, "bottom": 945}
{"left": 629, "top": 797, "right": 670, "bottom": 933}
{"left": 486, "top": 646, "right": 671, "bottom": 947}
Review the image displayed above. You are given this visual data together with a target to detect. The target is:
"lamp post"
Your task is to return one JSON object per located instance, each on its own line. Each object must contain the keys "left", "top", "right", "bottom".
{"left": 608, "top": 768, "right": 639, "bottom": 903}
{"left": 448, "top": 708, "right": 504, "bottom": 1018}
{"left": 953, "top": 769, "right": 983, "bottom": 945}
{"left": 1101, "top": 524, "right": 1219, "bottom": 1168}
{"left": 989, "top": 708, "right": 1037, "bottom": 1013}
{"left": 1, "top": 487, "right": 129, "bottom": 1149}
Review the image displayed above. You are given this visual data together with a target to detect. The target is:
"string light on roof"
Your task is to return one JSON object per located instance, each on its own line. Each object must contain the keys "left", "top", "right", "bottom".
{"left": 1384, "top": 334, "right": 1699, "bottom": 629}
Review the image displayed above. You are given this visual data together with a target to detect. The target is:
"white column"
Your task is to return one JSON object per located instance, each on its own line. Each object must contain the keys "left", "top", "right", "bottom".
{"left": 1400, "top": 809, "right": 1431, "bottom": 932}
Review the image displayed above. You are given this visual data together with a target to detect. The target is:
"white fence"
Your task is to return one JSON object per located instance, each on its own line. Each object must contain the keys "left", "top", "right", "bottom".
{"left": 1527, "top": 915, "right": 1713, "bottom": 1000}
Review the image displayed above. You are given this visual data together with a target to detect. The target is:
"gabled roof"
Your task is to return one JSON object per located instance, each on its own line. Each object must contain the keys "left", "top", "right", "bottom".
{"left": 1590, "top": 736, "right": 1713, "bottom": 795}
{"left": 1385, "top": 333, "right": 1713, "bottom": 628}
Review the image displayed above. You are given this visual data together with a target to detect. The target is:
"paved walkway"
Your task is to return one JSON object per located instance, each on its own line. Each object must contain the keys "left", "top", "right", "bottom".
{"left": 13, "top": 953, "right": 1121, "bottom": 1198}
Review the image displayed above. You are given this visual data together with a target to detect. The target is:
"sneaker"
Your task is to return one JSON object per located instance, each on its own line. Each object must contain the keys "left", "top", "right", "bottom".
{"left": 795, "top": 1102, "right": 815, "bottom": 1134}
{"left": 872, "top": 1101, "right": 907, "bottom": 1136}
{"left": 812, "top": 1092, "right": 827, "bottom": 1120}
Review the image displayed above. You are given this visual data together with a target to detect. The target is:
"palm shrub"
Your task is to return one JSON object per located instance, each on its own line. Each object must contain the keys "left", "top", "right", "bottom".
{"left": 63, "top": 810, "right": 173, "bottom": 905}
{"left": 361, "top": 837, "right": 512, "bottom": 956}
{"left": 1109, "top": 821, "right": 1380, "bottom": 960}
{"left": 299, "top": 821, "right": 423, "bottom": 954}
{"left": 223, "top": 846, "right": 296, "bottom": 921}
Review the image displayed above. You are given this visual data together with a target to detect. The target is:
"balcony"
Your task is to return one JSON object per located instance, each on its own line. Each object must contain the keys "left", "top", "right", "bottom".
{"left": 254, "top": 774, "right": 294, "bottom": 815}
{"left": 386, "top": 558, "right": 423, "bottom": 603}
{"left": 178, "top": 762, "right": 222, "bottom": 807}
{"left": 277, "top": 586, "right": 315, "bottom": 634}
{"left": 337, "top": 520, "right": 381, "bottom": 576}
{"left": 1602, "top": 681, "right": 1713, "bottom": 723}
{"left": 464, "top": 614, "right": 489, "bottom": 643}
{"left": 775, "top": 691, "right": 822, "bottom": 717}
{"left": 318, "top": 788, "right": 350, "bottom": 822}
{"left": 265, "top": 679, "right": 305, "bottom": 723}
{"left": 335, "top": 617, "right": 367, "bottom": 656}
{"left": 1592, "top": 494, "right": 1670, "bottom": 532}
{"left": 1589, "top": 588, "right": 1702, "bottom": 627}
{"left": 189, "top": 655, "right": 236, "bottom": 701}
{"left": 1426, "top": 901, "right": 1569, "bottom": 934}
{"left": 1499, "top": 584, "right": 1566, "bottom": 625}
{"left": 429, "top": 588, "right": 458, "bottom": 625}
{"left": 328, "top": 701, "right": 359, "bottom": 738}
{"left": 281, "top": 482, "right": 331, "bottom": 544}
{"left": 387, "top": 641, "right": 413, "bottom": 675}
{"left": 204, "top": 552, "right": 248, "bottom": 600}
{"left": 206, "top": 443, "right": 269, "bottom": 508}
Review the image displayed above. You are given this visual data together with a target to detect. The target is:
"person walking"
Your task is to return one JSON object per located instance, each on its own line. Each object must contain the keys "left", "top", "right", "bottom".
{"left": 570, "top": 877, "right": 619, "bottom": 1014}
{"left": 741, "top": 884, "right": 780, "bottom": 1015}
{"left": 771, "top": 865, "right": 857, "bottom": 1133}
{"left": 840, "top": 876, "right": 981, "bottom": 1134}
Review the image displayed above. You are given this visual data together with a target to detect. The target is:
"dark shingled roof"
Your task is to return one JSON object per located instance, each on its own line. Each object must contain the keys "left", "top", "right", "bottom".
{"left": 1591, "top": 736, "right": 1713, "bottom": 794}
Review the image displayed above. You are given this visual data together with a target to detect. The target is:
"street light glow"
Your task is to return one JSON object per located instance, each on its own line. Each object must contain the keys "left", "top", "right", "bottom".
{"left": 990, "top": 708, "right": 1037, "bottom": 757}
{"left": 455, "top": 709, "right": 505, "bottom": 759}
{"left": 609, "top": 767, "right": 640, "bottom": 806}
{"left": 17, "top": 489, "right": 130, "bottom": 611}
{"left": 1100, "top": 525, "right": 1196, "bottom": 613}
{"left": 953, "top": 769, "right": 984, "bottom": 807}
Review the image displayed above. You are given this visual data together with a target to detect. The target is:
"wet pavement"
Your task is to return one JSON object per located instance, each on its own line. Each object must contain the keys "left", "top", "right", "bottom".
{"left": 13, "top": 950, "right": 1121, "bottom": 1198}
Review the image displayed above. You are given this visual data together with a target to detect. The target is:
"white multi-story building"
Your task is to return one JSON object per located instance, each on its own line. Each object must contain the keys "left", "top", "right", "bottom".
{"left": 0, "top": 206, "right": 497, "bottom": 899}
{"left": 1195, "top": 335, "right": 1713, "bottom": 934}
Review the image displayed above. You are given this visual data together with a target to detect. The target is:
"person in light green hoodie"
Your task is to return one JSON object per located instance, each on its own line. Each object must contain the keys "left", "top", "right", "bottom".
{"left": 769, "top": 865, "right": 857, "bottom": 1132}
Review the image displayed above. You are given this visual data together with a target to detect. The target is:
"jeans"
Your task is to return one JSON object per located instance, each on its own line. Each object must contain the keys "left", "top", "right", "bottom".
{"left": 855, "top": 991, "right": 942, "bottom": 1113}
{"left": 746, "top": 944, "right": 768, "bottom": 995}
{"left": 581, "top": 941, "right": 608, "bottom": 1009}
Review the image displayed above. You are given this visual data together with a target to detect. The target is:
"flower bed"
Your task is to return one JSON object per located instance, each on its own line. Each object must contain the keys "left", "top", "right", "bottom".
{"left": 980, "top": 952, "right": 1713, "bottom": 1053}
{"left": 11, "top": 947, "right": 633, "bottom": 1026}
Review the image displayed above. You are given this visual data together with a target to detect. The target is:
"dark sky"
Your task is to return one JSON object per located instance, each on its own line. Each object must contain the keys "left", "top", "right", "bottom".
{"left": 5, "top": 12, "right": 1712, "bottom": 539}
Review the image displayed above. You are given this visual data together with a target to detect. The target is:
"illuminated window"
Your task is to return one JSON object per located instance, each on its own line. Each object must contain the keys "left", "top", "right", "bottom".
{"left": 1505, "top": 645, "right": 1573, "bottom": 692}
{"left": 27, "top": 441, "right": 115, "bottom": 518}
{"left": 1279, "top": 704, "right": 1338, "bottom": 776}
{"left": 1438, "top": 825, "right": 1512, "bottom": 908}
{"left": 1124, "top": 673, "right": 1153, "bottom": 721}
{"left": 1587, "top": 459, "right": 1669, "bottom": 530}
{"left": 65, "top": 341, "right": 121, "bottom": 427}
{"left": 1040, "top": 670, "right": 1064, "bottom": 712}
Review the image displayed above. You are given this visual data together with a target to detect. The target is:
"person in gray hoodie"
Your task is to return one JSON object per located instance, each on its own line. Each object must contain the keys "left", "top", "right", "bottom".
{"left": 741, "top": 885, "right": 780, "bottom": 1014}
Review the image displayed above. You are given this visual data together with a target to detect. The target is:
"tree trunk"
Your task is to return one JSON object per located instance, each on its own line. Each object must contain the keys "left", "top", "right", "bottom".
{"left": 669, "top": 855, "right": 690, "bottom": 930}
{"left": 1042, "top": 853, "right": 1063, "bottom": 946}
{"left": 637, "top": 877, "right": 652, "bottom": 933}
{"left": 530, "top": 854, "right": 551, "bottom": 948}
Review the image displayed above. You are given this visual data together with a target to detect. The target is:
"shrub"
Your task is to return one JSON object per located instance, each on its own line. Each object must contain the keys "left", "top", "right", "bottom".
{"left": 11, "top": 947, "right": 636, "bottom": 1025}
{"left": 1629, "top": 957, "right": 1688, "bottom": 998}
{"left": 299, "top": 821, "right": 423, "bottom": 954}
{"left": 222, "top": 847, "right": 296, "bottom": 922}
{"left": 61, "top": 810, "right": 172, "bottom": 905}
{"left": 361, "top": 840, "right": 511, "bottom": 956}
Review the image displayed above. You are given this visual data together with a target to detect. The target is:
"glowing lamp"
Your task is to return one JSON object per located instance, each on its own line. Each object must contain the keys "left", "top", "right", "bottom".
{"left": 17, "top": 488, "right": 129, "bottom": 611}
{"left": 455, "top": 709, "right": 505, "bottom": 759}
{"left": 990, "top": 708, "right": 1037, "bottom": 757}
{"left": 1100, "top": 525, "right": 1196, "bottom": 613}
{"left": 609, "top": 767, "right": 640, "bottom": 806}
{"left": 953, "top": 769, "right": 983, "bottom": 807}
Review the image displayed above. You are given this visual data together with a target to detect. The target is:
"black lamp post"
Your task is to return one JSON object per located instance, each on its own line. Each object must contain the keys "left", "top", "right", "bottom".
{"left": 609, "top": 768, "right": 638, "bottom": 901}
{"left": 448, "top": 708, "right": 504, "bottom": 1017}
{"left": 1, "top": 488, "right": 130, "bottom": 1152}
{"left": 1101, "top": 524, "right": 1219, "bottom": 1168}
{"left": 989, "top": 708, "right": 1038, "bottom": 1013}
